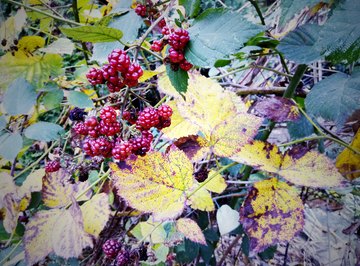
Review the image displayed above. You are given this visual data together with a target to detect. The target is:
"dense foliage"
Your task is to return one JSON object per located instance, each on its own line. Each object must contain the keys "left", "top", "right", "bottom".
{"left": 0, "top": 0, "right": 359, "bottom": 265}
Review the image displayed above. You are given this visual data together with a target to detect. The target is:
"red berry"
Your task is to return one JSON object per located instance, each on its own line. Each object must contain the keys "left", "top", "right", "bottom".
{"left": 108, "top": 49, "right": 131, "bottom": 73}
{"left": 102, "top": 239, "right": 121, "bottom": 258}
{"left": 107, "top": 76, "right": 125, "bottom": 93}
{"left": 112, "top": 141, "right": 133, "bottom": 161}
{"left": 124, "top": 64, "right": 143, "bottom": 87}
{"left": 102, "top": 64, "right": 118, "bottom": 81}
{"left": 130, "top": 136, "right": 151, "bottom": 156}
{"left": 115, "top": 250, "right": 130, "bottom": 266}
{"left": 73, "top": 122, "right": 88, "bottom": 135}
{"left": 84, "top": 116, "right": 99, "bottom": 138}
{"left": 157, "top": 104, "right": 173, "bottom": 119}
{"left": 179, "top": 59, "right": 193, "bottom": 71}
{"left": 136, "top": 107, "right": 160, "bottom": 130}
{"left": 92, "top": 137, "right": 113, "bottom": 157}
{"left": 168, "top": 48, "right": 184, "bottom": 63}
{"left": 122, "top": 110, "right": 137, "bottom": 124}
{"left": 168, "top": 28, "right": 190, "bottom": 50}
{"left": 45, "top": 160, "right": 60, "bottom": 173}
{"left": 83, "top": 137, "right": 96, "bottom": 157}
{"left": 162, "top": 27, "right": 170, "bottom": 36}
{"left": 135, "top": 4, "right": 147, "bottom": 17}
{"left": 100, "top": 106, "right": 117, "bottom": 123}
{"left": 158, "top": 19, "right": 166, "bottom": 29}
{"left": 141, "top": 130, "right": 154, "bottom": 142}
{"left": 99, "top": 120, "right": 121, "bottom": 136}
{"left": 86, "top": 67, "right": 104, "bottom": 85}
{"left": 151, "top": 40, "right": 163, "bottom": 52}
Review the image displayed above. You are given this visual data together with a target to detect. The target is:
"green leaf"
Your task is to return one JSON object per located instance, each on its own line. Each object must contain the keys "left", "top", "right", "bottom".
{"left": 0, "top": 53, "right": 63, "bottom": 89}
{"left": 287, "top": 114, "right": 314, "bottom": 140}
{"left": 185, "top": 8, "right": 264, "bottom": 67}
{"left": 42, "top": 89, "right": 64, "bottom": 110}
{"left": 179, "top": 0, "right": 201, "bottom": 18}
{"left": 174, "top": 239, "right": 199, "bottom": 264}
{"left": 91, "top": 10, "right": 143, "bottom": 63}
{"left": 3, "top": 78, "right": 37, "bottom": 115}
{"left": 0, "top": 132, "right": 23, "bottom": 161}
{"left": 166, "top": 65, "right": 189, "bottom": 94}
{"left": 305, "top": 69, "right": 360, "bottom": 129}
{"left": 60, "top": 26, "right": 123, "bottom": 43}
{"left": 39, "top": 38, "right": 75, "bottom": 54}
{"left": 279, "top": 0, "right": 360, "bottom": 64}
{"left": 279, "top": 0, "right": 330, "bottom": 27}
{"left": 24, "top": 122, "right": 64, "bottom": 141}
{"left": 67, "top": 91, "right": 94, "bottom": 108}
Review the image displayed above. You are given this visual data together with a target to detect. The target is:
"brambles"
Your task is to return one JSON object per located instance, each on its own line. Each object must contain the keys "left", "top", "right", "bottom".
{"left": 102, "top": 239, "right": 121, "bottom": 258}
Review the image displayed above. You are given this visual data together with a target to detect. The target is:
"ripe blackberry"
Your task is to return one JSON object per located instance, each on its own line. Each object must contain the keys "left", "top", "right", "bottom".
{"left": 102, "top": 239, "right": 121, "bottom": 259}
{"left": 84, "top": 116, "right": 99, "bottom": 138}
{"left": 108, "top": 49, "right": 131, "bottom": 73}
{"left": 92, "top": 137, "right": 113, "bottom": 157}
{"left": 102, "top": 64, "right": 118, "bottom": 81}
{"left": 168, "top": 48, "right": 184, "bottom": 63}
{"left": 151, "top": 40, "right": 163, "bottom": 52}
{"left": 124, "top": 64, "right": 143, "bottom": 87}
{"left": 86, "top": 67, "right": 105, "bottom": 85}
{"left": 100, "top": 106, "right": 117, "bottom": 123}
{"left": 99, "top": 120, "right": 121, "bottom": 136}
{"left": 161, "top": 27, "right": 170, "bottom": 36}
{"left": 156, "top": 118, "right": 171, "bottom": 129}
{"left": 69, "top": 107, "right": 87, "bottom": 121}
{"left": 107, "top": 76, "right": 125, "bottom": 93}
{"left": 73, "top": 122, "right": 88, "bottom": 135}
{"left": 168, "top": 29, "right": 190, "bottom": 50}
{"left": 45, "top": 160, "right": 60, "bottom": 173}
{"left": 112, "top": 141, "right": 133, "bottom": 161}
{"left": 136, "top": 107, "right": 160, "bottom": 130}
{"left": 130, "top": 136, "right": 151, "bottom": 156}
{"left": 135, "top": 4, "right": 147, "bottom": 17}
{"left": 179, "top": 59, "right": 193, "bottom": 71}
{"left": 122, "top": 110, "right": 137, "bottom": 124}
{"left": 116, "top": 250, "right": 130, "bottom": 266}
{"left": 157, "top": 104, "right": 173, "bottom": 120}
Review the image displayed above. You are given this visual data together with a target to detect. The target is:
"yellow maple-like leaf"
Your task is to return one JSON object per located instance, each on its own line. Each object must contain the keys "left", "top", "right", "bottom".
{"left": 110, "top": 147, "right": 194, "bottom": 221}
{"left": 240, "top": 178, "right": 304, "bottom": 253}
{"left": 187, "top": 182, "right": 215, "bottom": 211}
{"left": 42, "top": 169, "right": 92, "bottom": 208}
{"left": 17, "top": 36, "right": 45, "bottom": 53}
{"left": 336, "top": 130, "right": 360, "bottom": 180}
{"left": 176, "top": 218, "right": 206, "bottom": 245}
{"left": 80, "top": 193, "right": 110, "bottom": 237}
{"left": 24, "top": 202, "right": 93, "bottom": 265}
{"left": 202, "top": 170, "right": 227, "bottom": 194}
{"left": 161, "top": 101, "right": 200, "bottom": 140}
{"left": 231, "top": 141, "right": 346, "bottom": 188}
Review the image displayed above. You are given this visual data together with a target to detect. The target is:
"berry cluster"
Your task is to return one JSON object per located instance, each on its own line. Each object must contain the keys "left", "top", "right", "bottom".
{"left": 72, "top": 105, "right": 172, "bottom": 161}
{"left": 102, "top": 239, "right": 130, "bottom": 266}
{"left": 151, "top": 26, "right": 192, "bottom": 72}
{"left": 86, "top": 49, "right": 143, "bottom": 93}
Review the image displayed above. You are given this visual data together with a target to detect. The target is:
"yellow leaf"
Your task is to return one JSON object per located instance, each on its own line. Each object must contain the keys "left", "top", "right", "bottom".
{"left": 132, "top": 220, "right": 167, "bottom": 244}
{"left": 202, "top": 170, "right": 227, "bottom": 194}
{"left": 187, "top": 182, "right": 214, "bottom": 211}
{"left": 0, "top": 8, "right": 27, "bottom": 50}
{"left": 161, "top": 101, "right": 200, "bottom": 140}
{"left": 24, "top": 203, "right": 93, "bottom": 265}
{"left": 139, "top": 70, "right": 160, "bottom": 83}
{"left": 336, "top": 130, "right": 360, "bottom": 180}
{"left": 0, "top": 173, "right": 17, "bottom": 207}
{"left": 42, "top": 169, "right": 92, "bottom": 208}
{"left": 3, "top": 194, "right": 21, "bottom": 233}
{"left": 176, "top": 218, "right": 206, "bottom": 245}
{"left": 81, "top": 88, "right": 98, "bottom": 100}
{"left": 231, "top": 141, "right": 346, "bottom": 188}
{"left": 240, "top": 178, "right": 304, "bottom": 253}
{"left": 110, "top": 147, "right": 194, "bottom": 221}
{"left": 157, "top": 69, "right": 182, "bottom": 99}
{"left": 19, "top": 169, "right": 45, "bottom": 195}
{"left": 80, "top": 193, "right": 110, "bottom": 237}
{"left": 17, "top": 36, "right": 45, "bottom": 53}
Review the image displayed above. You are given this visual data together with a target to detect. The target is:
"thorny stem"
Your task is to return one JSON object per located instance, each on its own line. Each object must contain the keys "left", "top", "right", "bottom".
{"left": 4, "top": 0, "right": 83, "bottom": 26}
{"left": 248, "top": 0, "right": 266, "bottom": 25}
